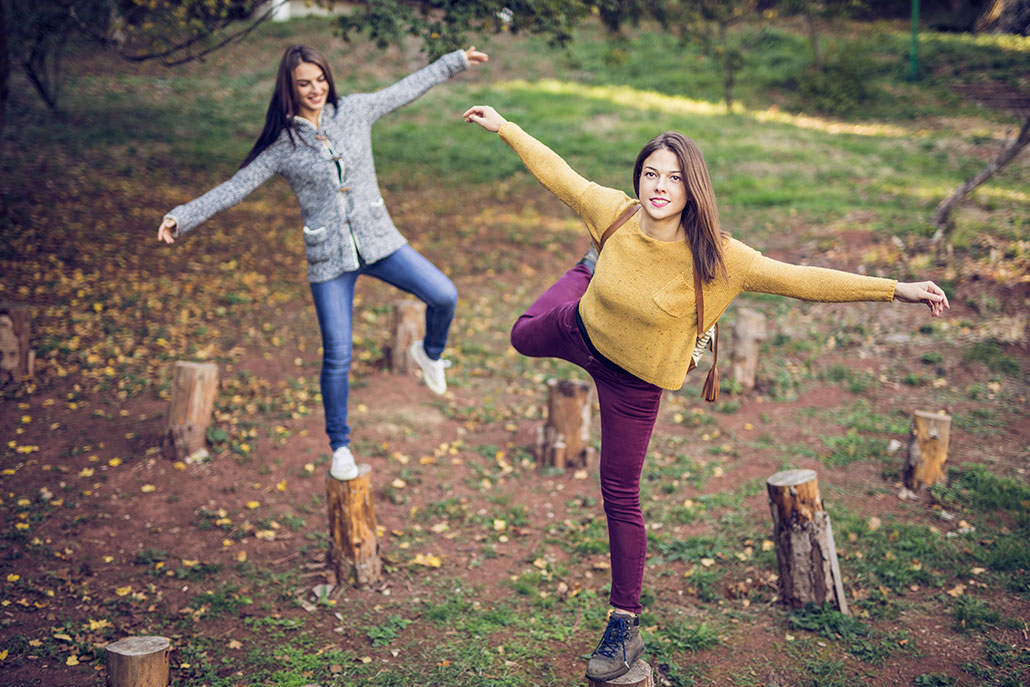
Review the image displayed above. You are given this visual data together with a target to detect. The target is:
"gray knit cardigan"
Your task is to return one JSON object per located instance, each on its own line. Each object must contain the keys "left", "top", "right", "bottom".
{"left": 165, "top": 49, "right": 470, "bottom": 283}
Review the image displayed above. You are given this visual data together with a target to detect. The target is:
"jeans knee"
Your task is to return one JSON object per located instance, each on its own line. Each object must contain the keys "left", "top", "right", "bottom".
{"left": 510, "top": 318, "right": 533, "bottom": 357}
{"left": 321, "top": 342, "right": 352, "bottom": 374}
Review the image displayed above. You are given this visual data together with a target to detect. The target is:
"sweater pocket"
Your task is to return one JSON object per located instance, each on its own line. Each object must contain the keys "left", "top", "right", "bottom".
{"left": 652, "top": 275, "right": 695, "bottom": 318}
{"left": 302, "top": 226, "right": 333, "bottom": 264}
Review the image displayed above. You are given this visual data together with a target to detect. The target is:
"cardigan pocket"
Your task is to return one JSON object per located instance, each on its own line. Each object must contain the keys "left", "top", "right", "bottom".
{"left": 302, "top": 226, "right": 333, "bottom": 264}
{"left": 652, "top": 275, "right": 695, "bottom": 318}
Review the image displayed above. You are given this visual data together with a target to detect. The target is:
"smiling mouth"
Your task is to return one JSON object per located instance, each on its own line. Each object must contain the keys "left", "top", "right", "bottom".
{"left": 650, "top": 198, "right": 670, "bottom": 207}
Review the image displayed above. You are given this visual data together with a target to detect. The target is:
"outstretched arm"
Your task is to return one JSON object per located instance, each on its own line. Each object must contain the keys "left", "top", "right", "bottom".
{"left": 157, "top": 147, "right": 279, "bottom": 243}
{"left": 741, "top": 251, "right": 949, "bottom": 317}
{"left": 359, "top": 47, "right": 487, "bottom": 123}
{"left": 463, "top": 105, "right": 630, "bottom": 238}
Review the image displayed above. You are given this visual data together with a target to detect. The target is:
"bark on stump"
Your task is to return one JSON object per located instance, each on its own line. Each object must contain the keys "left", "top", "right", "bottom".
{"left": 587, "top": 660, "right": 654, "bottom": 687}
{"left": 161, "top": 361, "right": 218, "bottom": 461}
{"left": 767, "top": 469, "right": 848, "bottom": 614}
{"left": 105, "top": 636, "right": 170, "bottom": 687}
{"left": 730, "top": 308, "right": 767, "bottom": 391}
{"left": 325, "top": 466, "right": 381, "bottom": 588}
{"left": 904, "top": 411, "right": 952, "bottom": 492}
{"left": 0, "top": 302, "right": 34, "bottom": 384}
{"left": 387, "top": 299, "right": 426, "bottom": 373}
{"left": 537, "top": 378, "right": 595, "bottom": 470}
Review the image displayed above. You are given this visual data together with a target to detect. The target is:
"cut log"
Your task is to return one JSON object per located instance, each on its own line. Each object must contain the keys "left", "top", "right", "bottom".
{"left": 161, "top": 361, "right": 218, "bottom": 461}
{"left": 730, "top": 308, "right": 767, "bottom": 391}
{"left": 904, "top": 411, "right": 952, "bottom": 491}
{"left": 766, "top": 469, "right": 848, "bottom": 614}
{"left": 325, "top": 466, "right": 381, "bottom": 588}
{"left": 537, "top": 378, "right": 595, "bottom": 470}
{"left": 105, "top": 636, "right": 170, "bottom": 687}
{"left": 387, "top": 299, "right": 426, "bottom": 373}
{"left": 587, "top": 659, "right": 654, "bottom": 687}
{"left": 0, "top": 302, "right": 34, "bottom": 384}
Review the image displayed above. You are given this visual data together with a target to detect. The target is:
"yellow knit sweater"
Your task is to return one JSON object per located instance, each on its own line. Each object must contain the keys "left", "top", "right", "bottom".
{"left": 498, "top": 122, "right": 897, "bottom": 390}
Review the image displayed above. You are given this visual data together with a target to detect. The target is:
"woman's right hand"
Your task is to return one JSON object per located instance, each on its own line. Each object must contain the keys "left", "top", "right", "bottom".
{"left": 158, "top": 217, "right": 177, "bottom": 244}
{"left": 463, "top": 105, "right": 507, "bottom": 133}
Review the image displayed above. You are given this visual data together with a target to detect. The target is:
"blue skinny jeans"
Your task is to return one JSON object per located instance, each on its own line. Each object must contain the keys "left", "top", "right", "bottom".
{"left": 309, "top": 244, "right": 457, "bottom": 451}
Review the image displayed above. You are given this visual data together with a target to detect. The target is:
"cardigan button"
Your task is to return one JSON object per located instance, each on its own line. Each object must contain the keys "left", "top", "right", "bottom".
{"left": 315, "top": 134, "right": 328, "bottom": 141}
{"left": 338, "top": 186, "right": 351, "bottom": 192}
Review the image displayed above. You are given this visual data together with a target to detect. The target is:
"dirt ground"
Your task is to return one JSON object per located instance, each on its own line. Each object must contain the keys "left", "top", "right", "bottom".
{"left": 2, "top": 176, "right": 1029, "bottom": 685}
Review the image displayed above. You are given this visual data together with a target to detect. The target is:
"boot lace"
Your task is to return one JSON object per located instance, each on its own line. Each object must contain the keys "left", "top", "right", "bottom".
{"left": 592, "top": 614, "right": 632, "bottom": 666}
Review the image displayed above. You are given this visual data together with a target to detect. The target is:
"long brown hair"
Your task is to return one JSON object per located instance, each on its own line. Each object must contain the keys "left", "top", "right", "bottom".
{"left": 633, "top": 132, "right": 728, "bottom": 283}
{"left": 241, "top": 45, "right": 339, "bottom": 168}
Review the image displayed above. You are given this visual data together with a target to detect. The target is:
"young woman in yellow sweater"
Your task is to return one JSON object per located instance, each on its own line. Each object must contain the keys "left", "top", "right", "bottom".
{"left": 463, "top": 105, "right": 948, "bottom": 681}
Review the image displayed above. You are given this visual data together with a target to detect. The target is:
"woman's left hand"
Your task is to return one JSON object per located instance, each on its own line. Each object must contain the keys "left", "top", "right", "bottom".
{"left": 465, "top": 46, "right": 489, "bottom": 66}
{"left": 894, "top": 281, "right": 950, "bottom": 317}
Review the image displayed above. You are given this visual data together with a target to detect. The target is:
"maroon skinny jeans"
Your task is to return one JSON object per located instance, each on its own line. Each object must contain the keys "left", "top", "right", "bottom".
{"left": 510, "top": 264, "right": 663, "bottom": 613}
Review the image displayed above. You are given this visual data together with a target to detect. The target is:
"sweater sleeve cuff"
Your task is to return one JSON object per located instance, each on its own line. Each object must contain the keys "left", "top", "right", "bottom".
{"left": 457, "top": 48, "right": 471, "bottom": 70}
{"left": 497, "top": 121, "right": 521, "bottom": 145}
{"left": 164, "top": 213, "right": 182, "bottom": 237}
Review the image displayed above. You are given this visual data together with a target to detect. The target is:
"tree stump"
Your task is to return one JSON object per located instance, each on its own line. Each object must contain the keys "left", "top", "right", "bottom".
{"left": 0, "top": 303, "right": 34, "bottom": 384}
{"left": 904, "top": 411, "right": 952, "bottom": 491}
{"left": 587, "top": 660, "right": 654, "bottom": 687}
{"left": 730, "top": 308, "right": 766, "bottom": 391}
{"left": 325, "top": 466, "right": 381, "bottom": 588}
{"left": 537, "top": 378, "right": 595, "bottom": 470}
{"left": 766, "top": 469, "right": 848, "bottom": 614}
{"left": 105, "top": 636, "right": 170, "bottom": 687}
{"left": 161, "top": 361, "right": 218, "bottom": 461}
{"left": 387, "top": 299, "right": 426, "bottom": 373}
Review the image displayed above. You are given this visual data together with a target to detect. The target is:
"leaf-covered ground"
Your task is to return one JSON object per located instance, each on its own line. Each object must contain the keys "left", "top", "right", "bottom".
{"left": 1, "top": 16, "right": 1028, "bottom": 687}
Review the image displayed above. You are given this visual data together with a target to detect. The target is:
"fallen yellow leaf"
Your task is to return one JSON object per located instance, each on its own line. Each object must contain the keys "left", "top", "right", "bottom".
{"left": 140, "top": 484, "right": 156, "bottom": 493}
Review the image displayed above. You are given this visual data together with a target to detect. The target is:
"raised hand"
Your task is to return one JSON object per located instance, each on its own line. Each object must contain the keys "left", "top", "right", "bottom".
{"left": 463, "top": 105, "right": 507, "bottom": 133}
{"left": 894, "top": 280, "right": 950, "bottom": 318}
{"left": 465, "top": 47, "right": 489, "bottom": 66}
{"left": 158, "top": 217, "right": 178, "bottom": 244}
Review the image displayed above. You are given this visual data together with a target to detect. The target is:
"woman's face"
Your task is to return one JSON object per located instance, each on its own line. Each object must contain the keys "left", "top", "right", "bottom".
{"left": 638, "top": 148, "right": 687, "bottom": 222}
{"left": 293, "top": 61, "right": 328, "bottom": 119}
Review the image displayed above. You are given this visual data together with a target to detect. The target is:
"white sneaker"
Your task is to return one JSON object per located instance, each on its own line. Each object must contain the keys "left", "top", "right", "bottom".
{"left": 409, "top": 340, "right": 451, "bottom": 395}
{"left": 329, "top": 445, "right": 358, "bottom": 481}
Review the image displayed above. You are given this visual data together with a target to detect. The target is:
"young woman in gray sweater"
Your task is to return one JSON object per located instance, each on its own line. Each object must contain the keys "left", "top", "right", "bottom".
{"left": 158, "top": 45, "right": 488, "bottom": 480}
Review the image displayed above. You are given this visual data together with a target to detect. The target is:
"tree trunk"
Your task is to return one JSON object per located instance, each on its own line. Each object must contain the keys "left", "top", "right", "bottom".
{"left": 766, "top": 469, "right": 848, "bottom": 614}
{"left": 974, "top": 0, "right": 1030, "bottom": 34}
{"left": 162, "top": 361, "right": 218, "bottom": 461}
{"left": 105, "top": 636, "right": 170, "bottom": 687}
{"left": 386, "top": 299, "right": 425, "bottom": 373}
{"left": 1, "top": 0, "right": 9, "bottom": 142}
{"left": 730, "top": 308, "right": 766, "bottom": 391}
{"left": 804, "top": 10, "right": 823, "bottom": 71}
{"left": 325, "top": 467, "right": 381, "bottom": 588}
{"left": 587, "top": 659, "right": 654, "bottom": 686}
{"left": 932, "top": 113, "right": 1030, "bottom": 241}
{"left": 904, "top": 411, "right": 952, "bottom": 491}
{"left": 0, "top": 303, "right": 34, "bottom": 384}
{"left": 537, "top": 378, "right": 595, "bottom": 470}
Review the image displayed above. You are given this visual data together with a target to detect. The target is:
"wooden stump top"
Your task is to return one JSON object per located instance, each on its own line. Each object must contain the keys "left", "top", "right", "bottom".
{"left": 767, "top": 469, "right": 817, "bottom": 487}
{"left": 767, "top": 469, "right": 823, "bottom": 524}
{"left": 588, "top": 659, "right": 653, "bottom": 686}
{"left": 106, "top": 636, "right": 171, "bottom": 656}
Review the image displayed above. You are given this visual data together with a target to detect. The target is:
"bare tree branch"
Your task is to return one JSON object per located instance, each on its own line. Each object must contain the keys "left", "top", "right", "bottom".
{"left": 931, "top": 112, "right": 1030, "bottom": 241}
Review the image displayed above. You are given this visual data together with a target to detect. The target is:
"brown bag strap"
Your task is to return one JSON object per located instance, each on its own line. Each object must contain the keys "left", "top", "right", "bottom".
{"left": 596, "top": 203, "right": 640, "bottom": 253}
{"left": 693, "top": 255, "right": 720, "bottom": 403}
